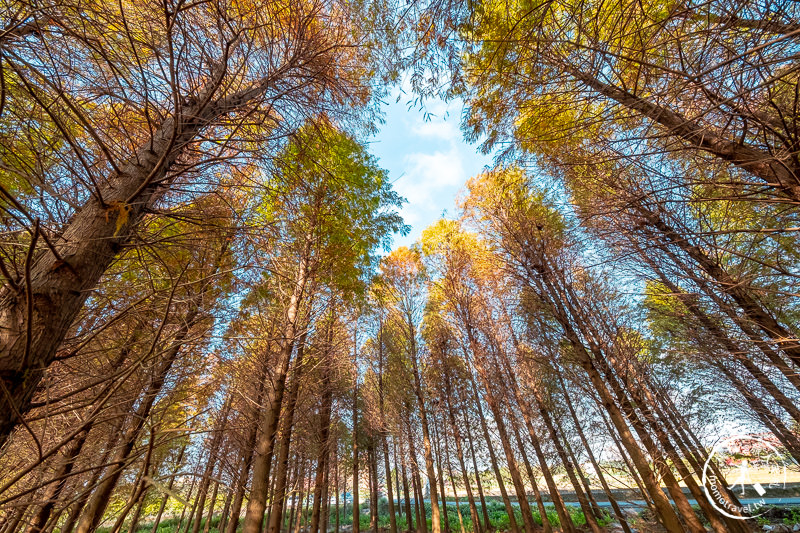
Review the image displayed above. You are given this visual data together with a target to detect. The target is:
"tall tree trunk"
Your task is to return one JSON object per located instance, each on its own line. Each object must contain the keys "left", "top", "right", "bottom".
{"left": 203, "top": 479, "right": 221, "bottom": 533}
{"left": 407, "top": 326, "right": 441, "bottom": 533}
{"left": 352, "top": 381, "right": 360, "bottom": 533}
{"left": 442, "top": 388, "right": 482, "bottom": 533}
{"left": 399, "top": 439, "right": 414, "bottom": 532}
{"left": 432, "top": 419, "right": 449, "bottom": 533}
{"left": 441, "top": 429, "right": 466, "bottom": 533}
{"left": 369, "top": 446, "right": 378, "bottom": 533}
{"left": 24, "top": 426, "right": 91, "bottom": 533}
{"left": 507, "top": 415, "right": 552, "bottom": 533}
{"left": 110, "top": 430, "right": 156, "bottom": 533}
{"left": 394, "top": 441, "right": 403, "bottom": 526}
{"left": 0, "top": 71, "right": 271, "bottom": 444}
{"left": 496, "top": 352, "right": 570, "bottom": 533}
{"left": 555, "top": 374, "right": 630, "bottom": 533}
{"left": 311, "top": 320, "right": 335, "bottom": 533}
{"left": 461, "top": 413, "right": 490, "bottom": 532}
{"left": 528, "top": 385, "right": 600, "bottom": 533}
{"left": 243, "top": 240, "right": 312, "bottom": 533}
{"left": 335, "top": 454, "right": 341, "bottom": 533}
{"left": 468, "top": 345, "right": 537, "bottom": 533}
{"left": 151, "top": 441, "right": 190, "bottom": 533}
{"left": 267, "top": 336, "right": 307, "bottom": 533}
{"left": 406, "top": 415, "right": 428, "bottom": 533}
{"left": 466, "top": 373, "right": 519, "bottom": 533}
{"left": 321, "top": 451, "right": 331, "bottom": 533}
{"left": 75, "top": 307, "right": 201, "bottom": 533}
{"left": 383, "top": 437, "right": 398, "bottom": 533}
{"left": 192, "top": 398, "right": 232, "bottom": 533}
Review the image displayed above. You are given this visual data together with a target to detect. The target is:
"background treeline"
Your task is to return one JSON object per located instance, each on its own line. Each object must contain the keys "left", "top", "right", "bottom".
{"left": 1, "top": 1, "right": 800, "bottom": 533}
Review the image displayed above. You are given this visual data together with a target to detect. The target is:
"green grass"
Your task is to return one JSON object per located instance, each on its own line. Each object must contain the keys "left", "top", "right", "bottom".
{"left": 97, "top": 499, "right": 595, "bottom": 533}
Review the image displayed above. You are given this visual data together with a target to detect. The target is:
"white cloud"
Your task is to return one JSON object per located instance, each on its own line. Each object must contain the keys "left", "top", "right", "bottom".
{"left": 403, "top": 149, "right": 465, "bottom": 188}
{"left": 410, "top": 99, "right": 462, "bottom": 141}
{"left": 371, "top": 89, "right": 493, "bottom": 251}
{"left": 392, "top": 148, "right": 465, "bottom": 240}
{"left": 411, "top": 118, "right": 460, "bottom": 140}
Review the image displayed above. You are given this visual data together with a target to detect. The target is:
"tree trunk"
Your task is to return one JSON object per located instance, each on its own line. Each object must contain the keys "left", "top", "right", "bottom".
{"left": 310, "top": 320, "right": 335, "bottom": 533}
{"left": 441, "top": 382, "right": 481, "bottom": 533}
{"left": 0, "top": 69, "right": 272, "bottom": 444}
{"left": 267, "top": 336, "right": 307, "bottom": 533}
{"left": 24, "top": 426, "right": 91, "bottom": 533}
{"left": 243, "top": 243, "right": 311, "bottom": 533}
{"left": 461, "top": 413, "right": 491, "bottom": 532}
{"left": 75, "top": 310, "right": 199, "bottom": 533}
{"left": 399, "top": 439, "right": 414, "bottom": 532}
{"left": 466, "top": 373, "right": 519, "bottom": 533}
{"left": 353, "top": 381, "right": 360, "bottom": 533}
{"left": 407, "top": 327, "right": 441, "bottom": 533}
{"left": 193, "top": 399, "right": 232, "bottom": 533}
{"left": 556, "top": 374, "right": 630, "bottom": 533}
{"left": 383, "top": 437, "right": 398, "bottom": 533}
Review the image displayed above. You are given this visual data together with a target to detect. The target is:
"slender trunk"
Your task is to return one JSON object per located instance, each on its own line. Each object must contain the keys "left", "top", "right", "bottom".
{"left": 126, "top": 486, "right": 149, "bottom": 533}
{"left": 407, "top": 327, "right": 441, "bottom": 533}
{"left": 467, "top": 374, "right": 519, "bottom": 533}
{"left": 469, "top": 348, "right": 537, "bottom": 533}
{"left": 25, "top": 426, "right": 91, "bottom": 533}
{"left": 267, "top": 336, "right": 307, "bottom": 533}
{"left": 110, "top": 431, "right": 155, "bottom": 533}
{"left": 383, "top": 437, "right": 398, "bottom": 533}
{"left": 335, "top": 456, "right": 341, "bottom": 533}
{"left": 76, "top": 312, "right": 199, "bottom": 533}
{"left": 353, "top": 382, "right": 360, "bottom": 533}
{"left": 151, "top": 442, "right": 189, "bottom": 533}
{"left": 432, "top": 420, "right": 449, "bottom": 533}
{"left": 193, "top": 399, "right": 232, "bottom": 533}
{"left": 442, "top": 432, "right": 466, "bottom": 533}
{"left": 377, "top": 307, "right": 398, "bottom": 533}
{"left": 442, "top": 385, "right": 481, "bottom": 533}
{"left": 321, "top": 451, "right": 331, "bottom": 533}
{"left": 508, "top": 419, "right": 552, "bottom": 533}
{"left": 496, "top": 358, "right": 569, "bottom": 533}
{"left": 303, "top": 474, "right": 313, "bottom": 528}
{"left": 202, "top": 479, "right": 221, "bottom": 533}
{"left": 369, "top": 446, "right": 378, "bottom": 533}
{"left": 560, "top": 429, "right": 604, "bottom": 521}
{"left": 529, "top": 386, "right": 600, "bottom": 533}
{"left": 177, "top": 473, "right": 200, "bottom": 533}
{"left": 400, "top": 440, "right": 414, "bottom": 532}
{"left": 243, "top": 246, "right": 311, "bottom": 533}
{"left": 218, "top": 487, "right": 234, "bottom": 533}
{"left": 556, "top": 374, "right": 630, "bottom": 533}
{"left": 394, "top": 441, "right": 403, "bottom": 525}
{"left": 293, "top": 466, "right": 306, "bottom": 533}
{"left": 311, "top": 322, "right": 335, "bottom": 533}
{"left": 462, "top": 414, "right": 490, "bottom": 531}
{"left": 287, "top": 459, "right": 301, "bottom": 533}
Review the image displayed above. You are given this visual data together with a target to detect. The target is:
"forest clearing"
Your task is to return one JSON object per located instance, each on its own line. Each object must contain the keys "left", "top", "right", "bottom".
{"left": 1, "top": 0, "right": 800, "bottom": 532}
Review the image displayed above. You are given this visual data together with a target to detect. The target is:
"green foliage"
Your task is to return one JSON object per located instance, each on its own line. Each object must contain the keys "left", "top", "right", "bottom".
{"left": 256, "top": 121, "right": 408, "bottom": 299}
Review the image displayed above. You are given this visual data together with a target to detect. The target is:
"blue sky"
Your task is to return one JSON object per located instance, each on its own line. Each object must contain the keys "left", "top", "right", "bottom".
{"left": 367, "top": 88, "right": 493, "bottom": 250}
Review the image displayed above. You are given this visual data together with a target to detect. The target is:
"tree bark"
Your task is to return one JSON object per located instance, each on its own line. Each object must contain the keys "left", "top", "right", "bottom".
{"left": 0, "top": 66, "right": 280, "bottom": 443}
